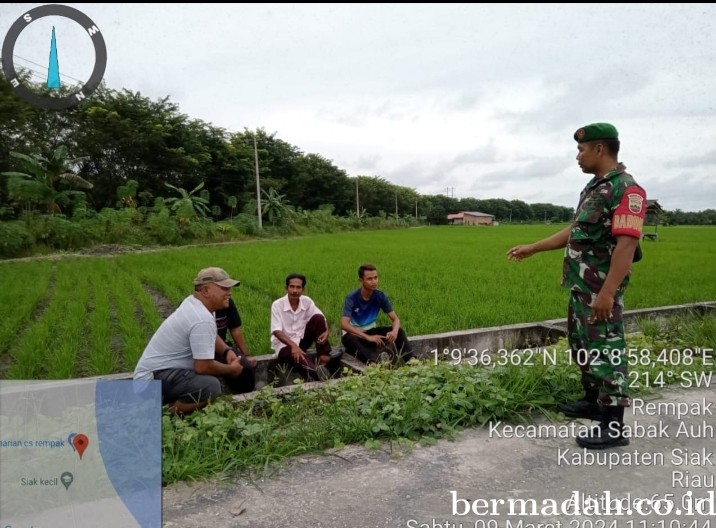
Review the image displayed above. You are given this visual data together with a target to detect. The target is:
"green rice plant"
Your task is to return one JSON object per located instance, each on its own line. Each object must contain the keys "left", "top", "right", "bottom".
{"left": 84, "top": 262, "right": 118, "bottom": 376}
{"left": 103, "top": 265, "right": 167, "bottom": 369}
{"left": 0, "top": 260, "right": 53, "bottom": 357}
{"left": 118, "top": 251, "right": 209, "bottom": 306}
{"left": 45, "top": 261, "right": 91, "bottom": 379}
{"left": 3, "top": 226, "right": 715, "bottom": 379}
{"left": 4, "top": 260, "right": 88, "bottom": 379}
{"left": 114, "top": 225, "right": 715, "bottom": 356}
{"left": 127, "top": 275, "right": 164, "bottom": 335}
{"left": 108, "top": 268, "right": 149, "bottom": 371}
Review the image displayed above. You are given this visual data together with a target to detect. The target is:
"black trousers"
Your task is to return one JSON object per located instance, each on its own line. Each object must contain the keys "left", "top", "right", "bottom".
{"left": 341, "top": 327, "right": 414, "bottom": 364}
{"left": 216, "top": 350, "right": 256, "bottom": 394}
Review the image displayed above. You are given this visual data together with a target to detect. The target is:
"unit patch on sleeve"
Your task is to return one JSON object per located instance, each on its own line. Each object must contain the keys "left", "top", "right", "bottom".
{"left": 612, "top": 185, "right": 647, "bottom": 238}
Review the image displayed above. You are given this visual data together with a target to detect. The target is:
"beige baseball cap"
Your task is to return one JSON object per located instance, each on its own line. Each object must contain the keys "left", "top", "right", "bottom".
{"left": 193, "top": 267, "right": 240, "bottom": 287}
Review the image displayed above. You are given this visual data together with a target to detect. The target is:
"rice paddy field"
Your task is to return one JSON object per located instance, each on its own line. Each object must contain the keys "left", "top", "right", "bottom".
{"left": 1, "top": 225, "right": 715, "bottom": 380}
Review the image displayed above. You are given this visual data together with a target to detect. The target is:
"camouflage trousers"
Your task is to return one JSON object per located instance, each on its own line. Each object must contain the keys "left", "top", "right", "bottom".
{"left": 567, "top": 290, "right": 630, "bottom": 407}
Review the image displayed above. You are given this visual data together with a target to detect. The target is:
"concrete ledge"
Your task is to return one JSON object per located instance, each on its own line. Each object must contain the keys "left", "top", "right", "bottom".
{"left": 542, "top": 300, "right": 715, "bottom": 332}
{"left": 229, "top": 351, "right": 369, "bottom": 402}
{"left": 412, "top": 323, "right": 566, "bottom": 358}
{"left": 256, "top": 348, "right": 368, "bottom": 390}
{"left": 80, "top": 301, "right": 716, "bottom": 398}
{"left": 412, "top": 301, "right": 715, "bottom": 357}
{"left": 230, "top": 377, "right": 345, "bottom": 402}
{"left": 95, "top": 348, "right": 363, "bottom": 388}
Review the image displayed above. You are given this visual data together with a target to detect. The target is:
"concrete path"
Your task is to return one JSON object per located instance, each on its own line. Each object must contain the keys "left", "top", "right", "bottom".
{"left": 163, "top": 384, "right": 716, "bottom": 527}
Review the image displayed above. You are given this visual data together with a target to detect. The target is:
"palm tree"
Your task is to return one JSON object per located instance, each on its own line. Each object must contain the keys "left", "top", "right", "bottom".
{"left": 2, "top": 145, "right": 92, "bottom": 214}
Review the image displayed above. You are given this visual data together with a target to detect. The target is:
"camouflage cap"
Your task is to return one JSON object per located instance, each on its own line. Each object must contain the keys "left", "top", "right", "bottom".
{"left": 574, "top": 123, "right": 619, "bottom": 143}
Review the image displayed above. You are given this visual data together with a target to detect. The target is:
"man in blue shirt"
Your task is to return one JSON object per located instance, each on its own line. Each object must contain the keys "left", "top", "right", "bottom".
{"left": 341, "top": 263, "right": 415, "bottom": 365}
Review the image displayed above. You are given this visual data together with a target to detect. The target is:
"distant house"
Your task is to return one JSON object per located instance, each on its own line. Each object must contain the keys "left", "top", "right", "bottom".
{"left": 447, "top": 211, "right": 495, "bottom": 226}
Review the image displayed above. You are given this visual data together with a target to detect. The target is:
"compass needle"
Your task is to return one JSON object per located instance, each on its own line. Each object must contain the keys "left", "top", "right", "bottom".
{"left": 47, "top": 26, "right": 60, "bottom": 89}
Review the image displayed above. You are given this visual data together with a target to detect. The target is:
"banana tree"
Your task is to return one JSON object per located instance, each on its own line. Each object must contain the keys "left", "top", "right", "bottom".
{"left": 164, "top": 181, "right": 211, "bottom": 221}
{"left": 2, "top": 145, "right": 92, "bottom": 214}
{"left": 261, "top": 187, "right": 288, "bottom": 225}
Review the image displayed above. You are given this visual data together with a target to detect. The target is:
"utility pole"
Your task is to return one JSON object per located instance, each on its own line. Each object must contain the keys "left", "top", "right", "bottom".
{"left": 253, "top": 133, "right": 262, "bottom": 229}
{"left": 395, "top": 190, "right": 398, "bottom": 217}
{"left": 415, "top": 199, "right": 418, "bottom": 219}
{"left": 356, "top": 178, "right": 360, "bottom": 217}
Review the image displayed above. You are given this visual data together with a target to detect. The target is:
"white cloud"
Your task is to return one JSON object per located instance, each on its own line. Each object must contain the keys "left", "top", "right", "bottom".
{"left": 2, "top": 3, "right": 715, "bottom": 211}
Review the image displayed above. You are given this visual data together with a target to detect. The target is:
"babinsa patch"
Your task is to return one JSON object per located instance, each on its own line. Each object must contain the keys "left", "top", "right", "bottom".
{"left": 628, "top": 193, "right": 644, "bottom": 213}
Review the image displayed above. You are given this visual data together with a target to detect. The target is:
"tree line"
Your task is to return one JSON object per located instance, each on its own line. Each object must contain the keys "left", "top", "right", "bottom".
{"left": 2, "top": 73, "right": 712, "bottom": 235}
{"left": 1, "top": 73, "right": 574, "bottom": 225}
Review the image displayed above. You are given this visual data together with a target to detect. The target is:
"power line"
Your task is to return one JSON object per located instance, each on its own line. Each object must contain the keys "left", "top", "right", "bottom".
{"left": 13, "top": 53, "right": 86, "bottom": 85}
{"left": 2, "top": 54, "right": 87, "bottom": 90}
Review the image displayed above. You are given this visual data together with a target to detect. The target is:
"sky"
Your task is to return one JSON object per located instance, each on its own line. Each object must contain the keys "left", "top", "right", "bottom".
{"left": 2, "top": 3, "right": 716, "bottom": 211}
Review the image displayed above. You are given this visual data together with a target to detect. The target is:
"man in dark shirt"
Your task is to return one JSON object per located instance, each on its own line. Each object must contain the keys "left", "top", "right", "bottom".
{"left": 215, "top": 297, "right": 256, "bottom": 393}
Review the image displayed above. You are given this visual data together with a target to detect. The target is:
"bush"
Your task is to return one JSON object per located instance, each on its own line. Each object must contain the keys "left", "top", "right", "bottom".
{"left": 179, "top": 218, "right": 216, "bottom": 242}
{"left": 0, "top": 221, "right": 34, "bottom": 258}
{"left": 0, "top": 203, "right": 425, "bottom": 259}
{"left": 146, "top": 209, "right": 180, "bottom": 245}
{"left": 28, "top": 215, "right": 89, "bottom": 250}
{"left": 90, "top": 208, "right": 145, "bottom": 244}
{"left": 234, "top": 213, "right": 260, "bottom": 237}
{"left": 213, "top": 222, "right": 244, "bottom": 241}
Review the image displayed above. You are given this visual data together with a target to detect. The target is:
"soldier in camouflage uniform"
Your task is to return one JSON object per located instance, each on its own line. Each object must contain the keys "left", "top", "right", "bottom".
{"left": 507, "top": 123, "right": 646, "bottom": 449}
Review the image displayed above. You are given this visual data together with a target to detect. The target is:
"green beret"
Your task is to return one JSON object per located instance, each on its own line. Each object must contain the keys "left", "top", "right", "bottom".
{"left": 574, "top": 123, "right": 619, "bottom": 143}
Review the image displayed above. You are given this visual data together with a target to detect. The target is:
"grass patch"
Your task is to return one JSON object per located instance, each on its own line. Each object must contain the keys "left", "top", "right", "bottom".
{"left": 161, "top": 311, "right": 716, "bottom": 485}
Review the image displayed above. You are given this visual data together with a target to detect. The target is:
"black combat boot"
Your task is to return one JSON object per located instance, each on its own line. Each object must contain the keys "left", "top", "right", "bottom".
{"left": 575, "top": 406, "right": 629, "bottom": 449}
{"left": 558, "top": 387, "right": 602, "bottom": 420}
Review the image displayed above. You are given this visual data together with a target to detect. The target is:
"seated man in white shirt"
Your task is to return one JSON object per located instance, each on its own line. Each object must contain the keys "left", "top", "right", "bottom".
{"left": 134, "top": 267, "right": 245, "bottom": 416}
{"left": 270, "top": 273, "right": 341, "bottom": 381}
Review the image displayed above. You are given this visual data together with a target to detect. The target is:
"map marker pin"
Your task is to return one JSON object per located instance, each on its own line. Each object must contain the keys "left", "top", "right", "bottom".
{"left": 72, "top": 434, "right": 89, "bottom": 459}
{"left": 61, "top": 471, "right": 73, "bottom": 490}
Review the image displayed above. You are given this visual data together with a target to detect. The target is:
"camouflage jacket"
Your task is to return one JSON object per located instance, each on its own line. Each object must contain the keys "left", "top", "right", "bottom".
{"left": 562, "top": 163, "right": 646, "bottom": 295}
